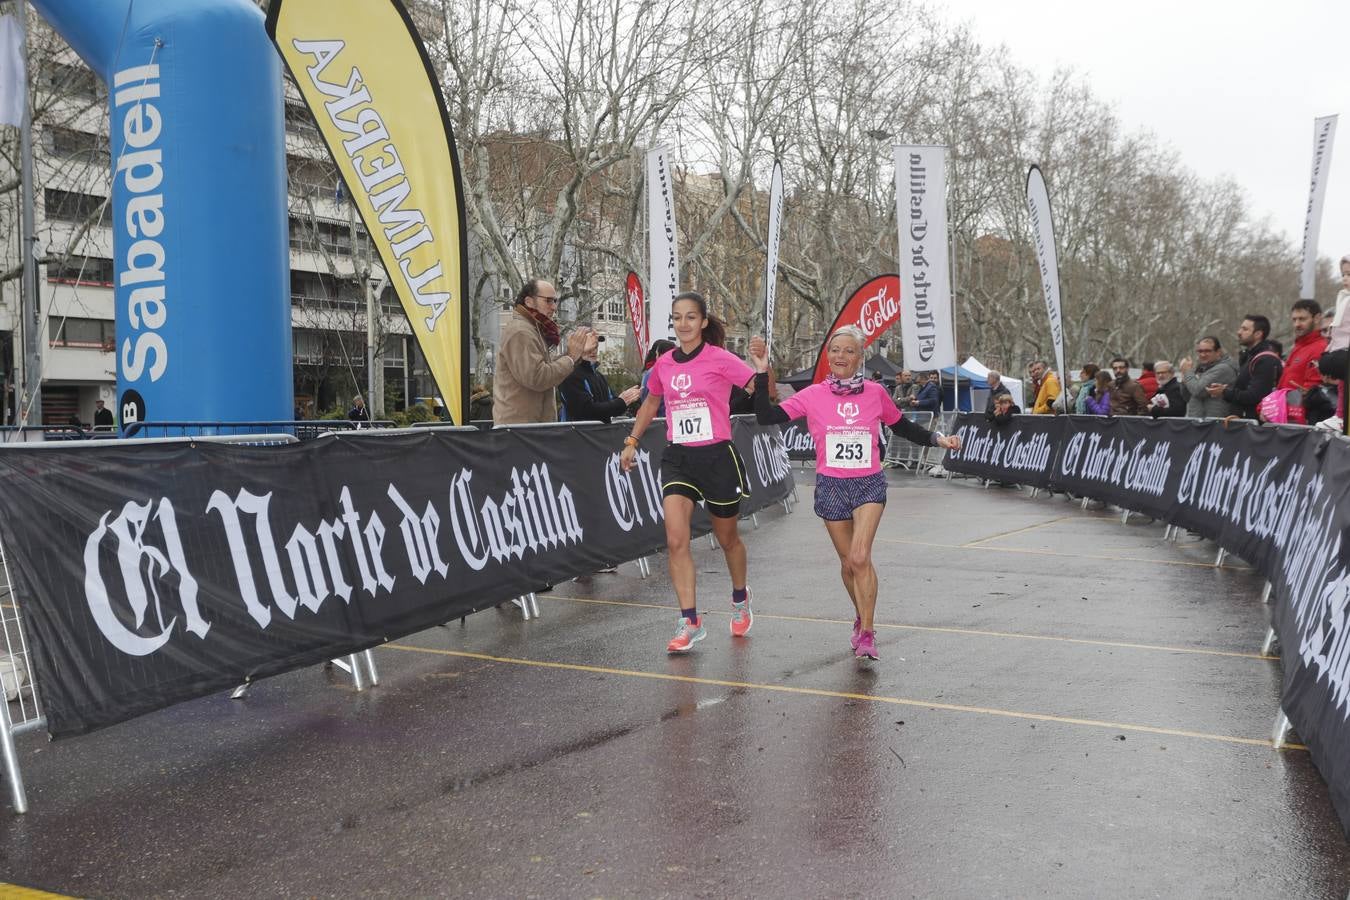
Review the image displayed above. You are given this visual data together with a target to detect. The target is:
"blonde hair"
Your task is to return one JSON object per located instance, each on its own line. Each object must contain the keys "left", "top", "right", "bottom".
{"left": 829, "top": 325, "right": 866, "bottom": 348}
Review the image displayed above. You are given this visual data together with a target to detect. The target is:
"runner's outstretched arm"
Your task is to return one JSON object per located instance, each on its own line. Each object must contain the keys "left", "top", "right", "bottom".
{"left": 751, "top": 373, "right": 790, "bottom": 425}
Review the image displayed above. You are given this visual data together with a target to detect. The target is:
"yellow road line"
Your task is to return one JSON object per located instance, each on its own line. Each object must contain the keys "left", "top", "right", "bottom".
{"left": 962, "top": 515, "right": 1075, "bottom": 547}
{"left": 382, "top": 643, "right": 1306, "bottom": 752}
{"left": 544, "top": 595, "right": 1277, "bottom": 661}
{"left": 876, "top": 536, "right": 1253, "bottom": 571}
{"left": 0, "top": 884, "right": 73, "bottom": 898}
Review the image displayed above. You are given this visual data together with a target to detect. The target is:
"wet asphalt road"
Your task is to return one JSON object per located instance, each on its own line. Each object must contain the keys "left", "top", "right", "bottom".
{"left": 1, "top": 472, "right": 1348, "bottom": 898}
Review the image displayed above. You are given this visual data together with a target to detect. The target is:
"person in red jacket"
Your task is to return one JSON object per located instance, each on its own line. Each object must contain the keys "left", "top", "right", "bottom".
{"left": 1279, "top": 299, "right": 1329, "bottom": 392}
{"left": 1136, "top": 362, "right": 1159, "bottom": 400}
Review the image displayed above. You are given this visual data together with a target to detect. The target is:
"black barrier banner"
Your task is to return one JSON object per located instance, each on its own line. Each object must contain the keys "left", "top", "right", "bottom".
{"left": 781, "top": 418, "right": 814, "bottom": 461}
{"left": 0, "top": 418, "right": 792, "bottom": 738}
{"left": 943, "top": 413, "right": 1060, "bottom": 489}
{"left": 944, "top": 412, "right": 1350, "bottom": 834}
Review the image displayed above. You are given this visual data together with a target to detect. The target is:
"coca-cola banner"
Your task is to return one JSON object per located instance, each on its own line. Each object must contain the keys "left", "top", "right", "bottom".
{"left": 944, "top": 412, "right": 1350, "bottom": 835}
{"left": 811, "top": 274, "right": 900, "bottom": 383}
{"left": 0, "top": 419, "right": 793, "bottom": 738}
{"left": 625, "top": 271, "right": 649, "bottom": 355}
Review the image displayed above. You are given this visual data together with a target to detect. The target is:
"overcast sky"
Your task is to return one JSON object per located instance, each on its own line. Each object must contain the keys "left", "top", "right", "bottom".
{"left": 937, "top": 0, "right": 1349, "bottom": 276}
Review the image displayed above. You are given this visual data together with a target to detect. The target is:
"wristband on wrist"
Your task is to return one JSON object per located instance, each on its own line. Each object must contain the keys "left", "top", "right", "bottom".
{"left": 623, "top": 435, "right": 640, "bottom": 448}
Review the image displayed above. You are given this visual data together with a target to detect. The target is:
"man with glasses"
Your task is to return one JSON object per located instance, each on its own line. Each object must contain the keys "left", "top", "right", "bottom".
{"left": 1178, "top": 336, "right": 1237, "bottom": 418}
{"left": 493, "top": 278, "right": 596, "bottom": 425}
{"left": 1147, "top": 361, "right": 1185, "bottom": 418}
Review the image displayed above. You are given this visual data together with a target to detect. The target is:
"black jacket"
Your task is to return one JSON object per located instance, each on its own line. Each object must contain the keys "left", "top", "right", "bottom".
{"left": 1224, "top": 339, "right": 1283, "bottom": 419}
{"left": 1149, "top": 377, "right": 1186, "bottom": 418}
{"left": 984, "top": 384, "right": 1011, "bottom": 415}
{"left": 559, "top": 360, "right": 626, "bottom": 423}
{"left": 985, "top": 401, "right": 1021, "bottom": 425}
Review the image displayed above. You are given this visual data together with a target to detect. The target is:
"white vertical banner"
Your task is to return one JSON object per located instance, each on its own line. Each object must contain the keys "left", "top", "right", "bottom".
{"left": 0, "top": 15, "right": 25, "bottom": 127}
{"left": 764, "top": 160, "right": 784, "bottom": 356}
{"left": 1300, "top": 115, "right": 1338, "bottom": 300}
{"left": 646, "top": 147, "right": 679, "bottom": 346}
{"left": 1024, "top": 165, "right": 1066, "bottom": 396}
{"left": 895, "top": 145, "right": 955, "bottom": 370}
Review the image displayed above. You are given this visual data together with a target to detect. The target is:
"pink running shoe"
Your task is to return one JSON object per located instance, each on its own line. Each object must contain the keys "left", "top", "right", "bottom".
{"left": 730, "top": 588, "right": 753, "bottom": 637}
{"left": 855, "top": 630, "right": 878, "bottom": 660}
{"left": 667, "top": 616, "right": 706, "bottom": 653}
{"left": 850, "top": 616, "right": 862, "bottom": 651}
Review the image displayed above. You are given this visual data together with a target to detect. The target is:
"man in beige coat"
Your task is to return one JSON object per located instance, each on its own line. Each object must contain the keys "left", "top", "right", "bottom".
{"left": 493, "top": 278, "right": 597, "bottom": 425}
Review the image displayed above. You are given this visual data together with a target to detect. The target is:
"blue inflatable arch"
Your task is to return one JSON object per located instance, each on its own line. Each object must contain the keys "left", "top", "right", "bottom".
{"left": 32, "top": 0, "right": 292, "bottom": 428}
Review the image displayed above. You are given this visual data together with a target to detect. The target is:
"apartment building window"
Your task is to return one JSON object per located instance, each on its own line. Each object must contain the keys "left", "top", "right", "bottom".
{"left": 286, "top": 155, "right": 341, "bottom": 198}
{"left": 284, "top": 100, "right": 319, "bottom": 137}
{"left": 44, "top": 188, "right": 110, "bottom": 226}
{"left": 44, "top": 126, "right": 108, "bottom": 162}
{"left": 41, "top": 62, "right": 99, "bottom": 101}
{"left": 293, "top": 328, "right": 325, "bottom": 364}
{"left": 383, "top": 334, "right": 406, "bottom": 366}
{"left": 604, "top": 295, "right": 625, "bottom": 323}
{"left": 289, "top": 216, "right": 358, "bottom": 257}
{"left": 291, "top": 270, "right": 362, "bottom": 309}
{"left": 47, "top": 255, "right": 115, "bottom": 286}
{"left": 50, "top": 317, "right": 114, "bottom": 349}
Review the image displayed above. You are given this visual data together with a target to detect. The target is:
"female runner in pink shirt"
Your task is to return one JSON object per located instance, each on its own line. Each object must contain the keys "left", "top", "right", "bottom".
{"left": 620, "top": 292, "right": 757, "bottom": 653}
{"left": 748, "top": 326, "right": 960, "bottom": 659}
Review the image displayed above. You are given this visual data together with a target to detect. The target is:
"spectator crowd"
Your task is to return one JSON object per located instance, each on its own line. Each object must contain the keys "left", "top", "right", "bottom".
{"left": 480, "top": 256, "right": 1350, "bottom": 437}
{"left": 987, "top": 255, "right": 1350, "bottom": 430}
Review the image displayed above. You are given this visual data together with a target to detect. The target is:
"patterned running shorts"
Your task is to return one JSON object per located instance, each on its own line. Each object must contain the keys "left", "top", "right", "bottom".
{"left": 813, "top": 471, "right": 888, "bottom": 521}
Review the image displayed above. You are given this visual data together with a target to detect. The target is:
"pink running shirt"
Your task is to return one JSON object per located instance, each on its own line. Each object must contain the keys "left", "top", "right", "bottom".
{"left": 648, "top": 344, "right": 755, "bottom": 446}
{"left": 779, "top": 381, "right": 901, "bottom": 477}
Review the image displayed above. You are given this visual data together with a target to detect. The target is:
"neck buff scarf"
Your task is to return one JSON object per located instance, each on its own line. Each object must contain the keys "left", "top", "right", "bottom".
{"left": 517, "top": 303, "right": 561, "bottom": 348}
{"left": 825, "top": 371, "right": 866, "bottom": 395}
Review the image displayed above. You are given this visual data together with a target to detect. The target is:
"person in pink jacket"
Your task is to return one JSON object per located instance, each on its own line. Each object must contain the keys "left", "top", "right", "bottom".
{"left": 748, "top": 326, "right": 959, "bottom": 660}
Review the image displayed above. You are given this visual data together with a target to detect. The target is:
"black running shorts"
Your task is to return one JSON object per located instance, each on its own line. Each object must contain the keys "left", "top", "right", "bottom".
{"left": 661, "top": 440, "right": 750, "bottom": 518}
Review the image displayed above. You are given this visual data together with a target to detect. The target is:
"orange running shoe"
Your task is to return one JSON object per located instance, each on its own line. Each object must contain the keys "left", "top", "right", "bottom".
{"left": 667, "top": 616, "right": 706, "bottom": 653}
{"left": 730, "top": 588, "right": 753, "bottom": 637}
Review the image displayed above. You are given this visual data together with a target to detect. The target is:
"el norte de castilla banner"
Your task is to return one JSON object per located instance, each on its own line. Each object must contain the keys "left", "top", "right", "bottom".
{"left": 267, "top": 0, "right": 470, "bottom": 423}
{"left": 0, "top": 420, "right": 793, "bottom": 739}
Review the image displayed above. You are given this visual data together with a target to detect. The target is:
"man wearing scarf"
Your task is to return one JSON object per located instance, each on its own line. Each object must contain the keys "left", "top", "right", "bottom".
{"left": 493, "top": 279, "right": 596, "bottom": 425}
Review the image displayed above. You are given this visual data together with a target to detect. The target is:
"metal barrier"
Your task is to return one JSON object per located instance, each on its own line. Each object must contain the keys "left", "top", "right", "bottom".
{"left": 926, "top": 411, "right": 961, "bottom": 473}
{"left": 0, "top": 425, "right": 100, "bottom": 443}
{"left": 883, "top": 411, "right": 935, "bottom": 471}
{"left": 124, "top": 420, "right": 397, "bottom": 441}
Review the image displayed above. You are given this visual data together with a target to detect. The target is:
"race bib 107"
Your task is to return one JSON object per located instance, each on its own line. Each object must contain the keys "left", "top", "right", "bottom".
{"left": 672, "top": 402, "right": 713, "bottom": 444}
